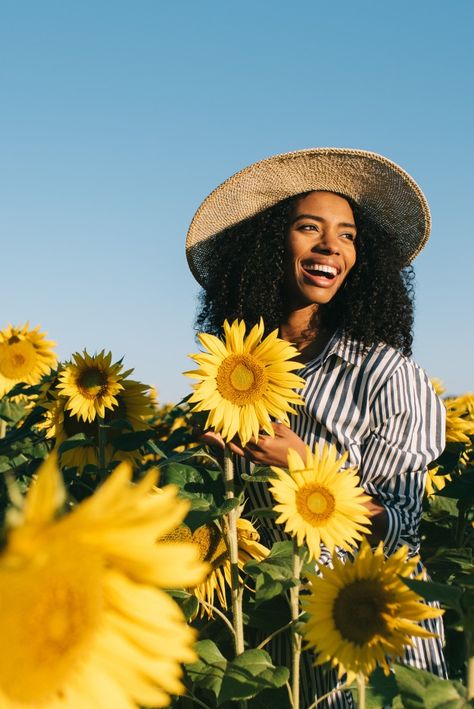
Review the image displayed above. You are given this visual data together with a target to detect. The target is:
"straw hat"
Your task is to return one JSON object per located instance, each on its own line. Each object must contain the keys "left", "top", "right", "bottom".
{"left": 186, "top": 148, "right": 431, "bottom": 287}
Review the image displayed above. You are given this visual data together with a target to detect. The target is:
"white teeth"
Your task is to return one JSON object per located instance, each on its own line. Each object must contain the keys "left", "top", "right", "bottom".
{"left": 305, "top": 264, "right": 338, "bottom": 276}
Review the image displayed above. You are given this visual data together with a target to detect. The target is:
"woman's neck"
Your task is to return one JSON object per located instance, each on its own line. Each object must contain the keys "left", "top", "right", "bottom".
{"left": 280, "top": 305, "right": 333, "bottom": 363}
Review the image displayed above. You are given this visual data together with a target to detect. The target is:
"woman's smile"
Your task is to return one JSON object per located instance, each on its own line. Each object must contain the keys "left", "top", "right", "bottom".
{"left": 301, "top": 258, "right": 340, "bottom": 286}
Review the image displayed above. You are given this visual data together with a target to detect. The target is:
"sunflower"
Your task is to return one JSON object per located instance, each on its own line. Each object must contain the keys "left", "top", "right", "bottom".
{"left": 56, "top": 350, "right": 126, "bottom": 423}
{"left": 431, "top": 380, "right": 474, "bottom": 444}
{"left": 39, "top": 379, "right": 153, "bottom": 470}
{"left": 0, "top": 453, "right": 208, "bottom": 708}
{"left": 457, "top": 393, "right": 474, "bottom": 418}
{"left": 110, "top": 377, "right": 154, "bottom": 430}
{"left": 185, "top": 319, "right": 305, "bottom": 447}
{"left": 0, "top": 323, "right": 57, "bottom": 397}
{"left": 302, "top": 540, "right": 443, "bottom": 682}
{"left": 163, "top": 518, "right": 269, "bottom": 616}
{"left": 268, "top": 445, "right": 372, "bottom": 561}
{"left": 444, "top": 395, "right": 474, "bottom": 443}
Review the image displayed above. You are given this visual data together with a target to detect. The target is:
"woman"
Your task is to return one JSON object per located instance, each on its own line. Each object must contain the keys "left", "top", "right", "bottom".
{"left": 186, "top": 149, "right": 446, "bottom": 707}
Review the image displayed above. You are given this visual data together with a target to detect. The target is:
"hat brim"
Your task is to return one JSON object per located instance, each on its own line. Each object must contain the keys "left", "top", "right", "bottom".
{"left": 186, "top": 148, "right": 431, "bottom": 287}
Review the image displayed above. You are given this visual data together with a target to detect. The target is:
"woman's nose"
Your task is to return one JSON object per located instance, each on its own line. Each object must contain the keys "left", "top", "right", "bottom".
{"left": 312, "top": 229, "right": 340, "bottom": 254}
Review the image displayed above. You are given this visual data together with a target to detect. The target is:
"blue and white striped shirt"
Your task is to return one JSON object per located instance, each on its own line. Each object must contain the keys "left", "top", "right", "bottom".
{"left": 242, "top": 330, "right": 446, "bottom": 558}
{"left": 238, "top": 332, "right": 447, "bottom": 706}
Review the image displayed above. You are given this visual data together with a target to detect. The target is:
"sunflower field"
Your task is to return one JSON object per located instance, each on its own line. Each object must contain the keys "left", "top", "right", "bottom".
{"left": 0, "top": 321, "right": 473, "bottom": 708}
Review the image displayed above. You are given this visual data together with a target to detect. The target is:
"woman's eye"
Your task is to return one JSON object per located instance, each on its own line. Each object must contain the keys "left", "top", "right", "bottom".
{"left": 341, "top": 232, "right": 356, "bottom": 241}
{"left": 299, "top": 224, "right": 318, "bottom": 232}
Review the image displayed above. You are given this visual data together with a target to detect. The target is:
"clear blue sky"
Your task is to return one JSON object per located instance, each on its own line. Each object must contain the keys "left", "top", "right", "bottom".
{"left": 1, "top": 0, "right": 472, "bottom": 401}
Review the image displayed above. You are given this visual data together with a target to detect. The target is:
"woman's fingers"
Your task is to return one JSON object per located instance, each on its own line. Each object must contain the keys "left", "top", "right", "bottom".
{"left": 227, "top": 439, "right": 246, "bottom": 457}
{"left": 198, "top": 430, "right": 226, "bottom": 449}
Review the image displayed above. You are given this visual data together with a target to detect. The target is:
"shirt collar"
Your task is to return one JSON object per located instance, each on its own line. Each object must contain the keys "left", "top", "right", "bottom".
{"left": 324, "top": 331, "right": 366, "bottom": 367}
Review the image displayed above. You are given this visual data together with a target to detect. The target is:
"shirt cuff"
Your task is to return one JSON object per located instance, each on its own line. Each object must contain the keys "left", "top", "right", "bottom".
{"left": 382, "top": 504, "right": 402, "bottom": 556}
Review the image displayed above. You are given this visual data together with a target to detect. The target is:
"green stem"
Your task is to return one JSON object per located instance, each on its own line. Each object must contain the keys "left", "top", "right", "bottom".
{"left": 356, "top": 672, "right": 366, "bottom": 709}
{"left": 222, "top": 447, "right": 247, "bottom": 709}
{"left": 223, "top": 447, "right": 245, "bottom": 657}
{"left": 467, "top": 631, "right": 474, "bottom": 700}
{"left": 0, "top": 419, "right": 6, "bottom": 439}
{"left": 97, "top": 416, "right": 107, "bottom": 479}
{"left": 290, "top": 538, "right": 303, "bottom": 709}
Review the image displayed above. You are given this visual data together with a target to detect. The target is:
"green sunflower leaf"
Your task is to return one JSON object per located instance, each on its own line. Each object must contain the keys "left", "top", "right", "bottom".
{"left": 244, "top": 541, "right": 295, "bottom": 605}
{"left": 218, "top": 648, "right": 289, "bottom": 704}
{"left": 402, "top": 578, "right": 463, "bottom": 614}
{"left": 58, "top": 433, "right": 95, "bottom": 453}
{"left": 393, "top": 664, "right": 471, "bottom": 708}
{"left": 112, "top": 429, "right": 154, "bottom": 451}
{"left": 184, "top": 639, "right": 227, "bottom": 698}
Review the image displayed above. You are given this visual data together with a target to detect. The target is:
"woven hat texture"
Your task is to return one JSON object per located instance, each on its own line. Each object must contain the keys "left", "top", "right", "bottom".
{"left": 186, "top": 148, "right": 431, "bottom": 287}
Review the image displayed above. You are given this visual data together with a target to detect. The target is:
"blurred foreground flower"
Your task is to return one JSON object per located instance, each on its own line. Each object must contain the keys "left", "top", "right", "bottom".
{"left": 269, "top": 445, "right": 372, "bottom": 561}
{"left": 185, "top": 319, "right": 304, "bottom": 446}
{"left": 0, "top": 454, "right": 208, "bottom": 707}
{"left": 302, "top": 540, "right": 443, "bottom": 683}
{"left": 164, "top": 518, "right": 269, "bottom": 616}
{"left": 57, "top": 350, "right": 126, "bottom": 422}
{"left": 0, "top": 322, "right": 57, "bottom": 397}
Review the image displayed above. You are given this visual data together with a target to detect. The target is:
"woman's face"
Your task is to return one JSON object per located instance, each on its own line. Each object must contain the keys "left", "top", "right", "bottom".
{"left": 284, "top": 191, "right": 357, "bottom": 309}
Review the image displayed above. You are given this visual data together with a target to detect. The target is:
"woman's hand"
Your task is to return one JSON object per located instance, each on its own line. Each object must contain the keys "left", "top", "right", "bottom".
{"left": 197, "top": 423, "right": 306, "bottom": 468}
{"left": 363, "top": 496, "right": 388, "bottom": 544}
{"left": 227, "top": 422, "right": 306, "bottom": 468}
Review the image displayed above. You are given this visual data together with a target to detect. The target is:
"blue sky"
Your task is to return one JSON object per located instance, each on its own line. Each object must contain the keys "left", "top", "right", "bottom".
{"left": 1, "top": 0, "right": 472, "bottom": 401}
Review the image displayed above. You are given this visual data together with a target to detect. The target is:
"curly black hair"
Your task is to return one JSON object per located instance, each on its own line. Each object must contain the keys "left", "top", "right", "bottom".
{"left": 195, "top": 192, "right": 415, "bottom": 356}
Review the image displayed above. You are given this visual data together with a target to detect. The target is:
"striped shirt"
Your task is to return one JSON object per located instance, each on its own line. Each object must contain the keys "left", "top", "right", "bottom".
{"left": 237, "top": 331, "right": 447, "bottom": 707}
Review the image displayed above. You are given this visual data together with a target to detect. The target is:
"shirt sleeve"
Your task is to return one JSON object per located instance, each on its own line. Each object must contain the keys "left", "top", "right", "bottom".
{"left": 360, "top": 360, "right": 446, "bottom": 555}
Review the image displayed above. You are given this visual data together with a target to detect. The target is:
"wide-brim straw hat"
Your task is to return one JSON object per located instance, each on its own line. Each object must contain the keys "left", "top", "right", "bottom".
{"left": 186, "top": 148, "right": 431, "bottom": 287}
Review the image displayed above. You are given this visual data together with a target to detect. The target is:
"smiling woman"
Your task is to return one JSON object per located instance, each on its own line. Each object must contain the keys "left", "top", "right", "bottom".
{"left": 185, "top": 148, "right": 446, "bottom": 707}
{"left": 285, "top": 192, "right": 357, "bottom": 310}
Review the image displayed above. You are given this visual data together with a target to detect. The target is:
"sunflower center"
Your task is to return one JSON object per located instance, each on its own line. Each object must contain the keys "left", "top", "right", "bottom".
{"left": 333, "top": 579, "right": 391, "bottom": 645}
{"left": 296, "top": 483, "right": 335, "bottom": 524}
{"left": 192, "top": 524, "right": 228, "bottom": 569}
{"left": 0, "top": 543, "right": 103, "bottom": 703}
{"left": 0, "top": 340, "right": 37, "bottom": 380}
{"left": 216, "top": 354, "right": 267, "bottom": 404}
{"left": 160, "top": 524, "right": 193, "bottom": 544}
{"left": 77, "top": 367, "right": 108, "bottom": 399}
{"left": 230, "top": 363, "right": 255, "bottom": 390}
